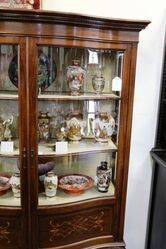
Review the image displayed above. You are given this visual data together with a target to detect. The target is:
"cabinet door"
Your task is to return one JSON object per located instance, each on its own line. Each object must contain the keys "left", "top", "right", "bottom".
{"left": 0, "top": 38, "right": 28, "bottom": 249}
{"left": 28, "top": 38, "right": 133, "bottom": 248}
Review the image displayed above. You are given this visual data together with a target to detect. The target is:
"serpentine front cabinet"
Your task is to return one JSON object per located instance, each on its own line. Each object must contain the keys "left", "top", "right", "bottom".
{"left": 0, "top": 9, "right": 149, "bottom": 249}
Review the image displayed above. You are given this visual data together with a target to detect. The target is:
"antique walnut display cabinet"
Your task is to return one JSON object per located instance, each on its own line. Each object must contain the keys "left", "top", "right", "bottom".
{"left": 0, "top": 9, "right": 149, "bottom": 249}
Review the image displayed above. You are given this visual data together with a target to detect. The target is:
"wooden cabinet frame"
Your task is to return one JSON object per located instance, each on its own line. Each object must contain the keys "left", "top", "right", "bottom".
{"left": 0, "top": 9, "right": 150, "bottom": 249}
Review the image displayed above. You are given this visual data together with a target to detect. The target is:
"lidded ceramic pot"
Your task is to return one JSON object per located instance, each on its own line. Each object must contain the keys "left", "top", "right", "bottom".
{"left": 10, "top": 172, "right": 20, "bottom": 198}
{"left": 66, "top": 112, "right": 86, "bottom": 141}
{"left": 44, "top": 171, "right": 58, "bottom": 197}
{"left": 90, "top": 112, "right": 115, "bottom": 142}
{"left": 96, "top": 161, "right": 111, "bottom": 193}
{"left": 66, "top": 60, "right": 86, "bottom": 95}
{"left": 92, "top": 72, "right": 105, "bottom": 94}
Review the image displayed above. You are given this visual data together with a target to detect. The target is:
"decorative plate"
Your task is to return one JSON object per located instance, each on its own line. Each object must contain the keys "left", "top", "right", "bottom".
{"left": 8, "top": 52, "right": 57, "bottom": 91}
{"left": 0, "top": 174, "right": 11, "bottom": 196}
{"left": 58, "top": 174, "right": 94, "bottom": 195}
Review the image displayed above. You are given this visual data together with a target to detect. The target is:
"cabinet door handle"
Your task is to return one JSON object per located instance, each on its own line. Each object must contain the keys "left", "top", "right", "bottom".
{"left": 30, "top": 149, "right": 35, "bottom": 169}
{"left": 30, "top": 149, "right": 35, "bottom": 159}
{"left": 22, "top": 147, "right": 27, "bottom": 169}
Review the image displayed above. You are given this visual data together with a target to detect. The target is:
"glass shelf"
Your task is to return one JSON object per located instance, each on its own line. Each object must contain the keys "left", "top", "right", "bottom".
{"left": 38, "top": 182, "right": 115, "bottom": 206}
{"left": 0, "top": 191, "right": 20, "bottom": 207}
{"left": 0, "top": 93, "right": 18, "bottom": 100}
{"left": 38, "top": 93, "right": 120, "bottom": 101}
{"left": 38, "top": 139, "right": 117, "bottom": 157}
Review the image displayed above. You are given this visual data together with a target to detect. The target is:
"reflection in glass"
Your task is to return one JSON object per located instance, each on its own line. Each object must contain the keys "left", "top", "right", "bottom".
{"left": 0, "top": 45, "right": 20, "bottom": 207}
{"left": 37, "top": 46, "right": 123, "bottom": 206}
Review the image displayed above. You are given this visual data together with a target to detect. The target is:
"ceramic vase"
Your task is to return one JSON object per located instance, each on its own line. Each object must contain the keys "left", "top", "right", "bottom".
{"left": 44, "top": 172, "right": 58, "bottom": 197}
{"left": 96, "top": 161, "right": 111, "bottom": 193}
{"left": 92, "top": 72, "right": 105, "bottom": 94}
{"left": 10, "top": 172, "right": 20, "bottom": 198}
{"left": 67, "top": 60, "right": 85, "bottom": 95}
{"left": 90, "top": 112, "right": 115, "bottom": 142}
{"left": 38, "top": 111, "right": 51, "bottom": 142}
{"left": 66, "top": 112, "right": 86, "bottom": 141}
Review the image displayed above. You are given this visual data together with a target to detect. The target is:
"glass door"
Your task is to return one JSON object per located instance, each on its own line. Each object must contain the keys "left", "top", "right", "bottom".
{"left": 0, "top": 40, "right": 27, "bottom": 208}
{"left": 34, "top": 44, "right": 124, "bottom": 206}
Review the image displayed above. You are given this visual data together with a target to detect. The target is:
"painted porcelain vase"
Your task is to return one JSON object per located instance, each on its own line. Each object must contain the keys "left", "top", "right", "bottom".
{"left": 44, "top": 172, "right": 58, "bottom": 197}
{"left": 38, "top": 111, "right": 51, "bottom": 142}
{"left": 96, "top": 161, "right": 112, "bottom": 193}
{"left": 66, "top": 60, "right": 85, "bottom": 95}
{"left": 66, "top": 112, "right": 86, "bottom": 141}
{"left": 92, "top": 72, "right": 105, "bottom": 94}
{"left": 10, "top": 172, "right": 20, "bottom": 198}
{"left": 90, "top": 112, "right": 115, "bottom": 142}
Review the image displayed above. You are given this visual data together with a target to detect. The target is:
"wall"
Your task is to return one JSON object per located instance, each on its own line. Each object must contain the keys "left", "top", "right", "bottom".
{"left": 42, "top": 1, "right": 166, "bottom": 249}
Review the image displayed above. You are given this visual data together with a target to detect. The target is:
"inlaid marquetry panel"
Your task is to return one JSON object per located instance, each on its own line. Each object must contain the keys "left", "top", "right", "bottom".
{"left": 38, "top": 207, "right": 114, "bottom": 248}
{"left": 0, "top": 217, "right": 22, "bottom": 249}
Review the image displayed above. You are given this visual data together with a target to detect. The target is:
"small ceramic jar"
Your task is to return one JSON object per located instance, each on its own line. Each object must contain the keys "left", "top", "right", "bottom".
{"left": 44, "top": 171, "right": 58, "bottom": 197}
{"left": 10, "top": 172, "right": 20, "bottom": 198}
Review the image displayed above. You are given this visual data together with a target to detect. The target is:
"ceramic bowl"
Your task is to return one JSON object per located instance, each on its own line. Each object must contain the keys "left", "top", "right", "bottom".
{"left": 0, "top": 174, "right": 11, "bottom": 196}
{"left": 58, "top": 174, "right": 94, "bottom": 195}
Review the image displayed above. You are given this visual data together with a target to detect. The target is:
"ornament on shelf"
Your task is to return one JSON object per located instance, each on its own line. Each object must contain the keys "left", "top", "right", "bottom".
{"left": 66, "top": 60, "right": 86, "bottom": 96}
{"left": 66, "top": 111, "right": 86, "bottom": 141}
{"left": 44, "top": 172, "right": 58, "bottom": 198}
{"left": 90, "top": 112, "right": 115, "bottom": 143}
{"left": 92, "top": 72, "right": 105, "bottom": 94}
{"left": 96, "top": 161, "right": 112, "bottom": 193}
{"left": 38, "top": 111, "right": 51, "bottom": 143}
{"left": 10, "top": 172, "right": 20, "bottom": 198}
{"left": 3, "top": 115, "right": 13, "bottom": 141}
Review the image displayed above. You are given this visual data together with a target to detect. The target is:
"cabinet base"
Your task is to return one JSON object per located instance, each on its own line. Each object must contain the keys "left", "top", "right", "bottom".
{"left": 38, "top": 240, "right": 125, "bottom": 249}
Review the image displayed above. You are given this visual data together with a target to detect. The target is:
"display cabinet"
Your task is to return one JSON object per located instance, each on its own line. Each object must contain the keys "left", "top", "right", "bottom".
{"left": 0, "top": 9, "right": 149, "bottom": 249}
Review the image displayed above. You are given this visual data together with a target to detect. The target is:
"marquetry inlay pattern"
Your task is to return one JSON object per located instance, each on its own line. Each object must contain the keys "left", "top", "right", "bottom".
{"left": 49, "top": 211, "right": 104, "bottom": 241}
{"left": 0, "top": 221, "right": 11, "bottom": 244}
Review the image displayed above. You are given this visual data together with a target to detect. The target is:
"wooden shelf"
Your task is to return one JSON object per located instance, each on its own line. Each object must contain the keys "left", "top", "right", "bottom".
{"left": 38, "top": 139, "right": 117, "bottom": 157}
{"left": 0, "top": 94, "right": 18, "bottom": 100}
{"left": 38, "top": 93, "right": 120, "bottom": 101}
{"left": 0, "top": 191, "right": 21, "bottom": 207}
{"left": 38, "top": 183, "right": 115, "bottom": 206}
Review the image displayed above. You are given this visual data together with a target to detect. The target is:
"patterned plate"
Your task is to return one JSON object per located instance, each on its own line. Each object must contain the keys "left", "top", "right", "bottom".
{"left": 8, "top": 52, "right": 57, "bottom": 91}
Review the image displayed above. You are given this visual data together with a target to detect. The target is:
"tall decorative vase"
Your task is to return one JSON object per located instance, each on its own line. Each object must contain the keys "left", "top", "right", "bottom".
{"left": 67, "top": 60, "right": 85, "bottom": 95}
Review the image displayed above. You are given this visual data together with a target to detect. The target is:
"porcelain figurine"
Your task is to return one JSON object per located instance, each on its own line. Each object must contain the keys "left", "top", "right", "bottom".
{"left": 66, "top": 60, "right": 86, "bottom": 95}
{"left": 92, "top": 72, "right": 105, "bottom": 94}
{"left": 96, "top": 161, "right": 111, "bottom": 193}
{"left": 38, "top": 111, "right": 51, "bottom": 142}
{"left": 90, "top": 112, "right": 115, "bottom": 142}
{"left": 10, "top": 172, "right": 20, "bottom": 198}
{"left": 44, "top": 171, "right": 58, "bottom": 197}
{"left": 0, "top": 117, "right": 4, "bottom": 141}
{"left": 66, "top": 112, "right": 86, "bottom": 141}
{"left": 3, "top": 115, "right": 13, "bottom": 141}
